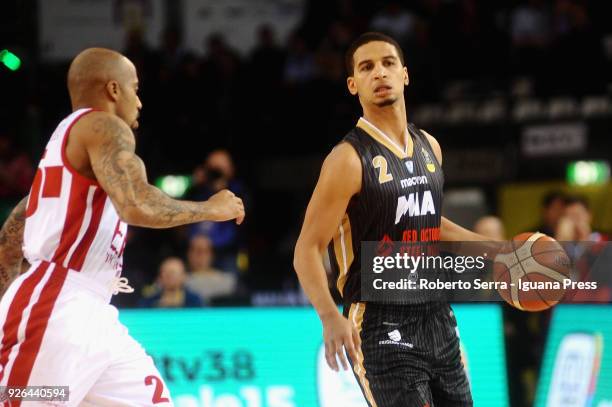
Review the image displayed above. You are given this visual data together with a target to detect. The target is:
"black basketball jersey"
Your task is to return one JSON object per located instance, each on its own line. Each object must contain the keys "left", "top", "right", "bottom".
{"left": 328, "top": 117, "right": 444, "bottom": 305}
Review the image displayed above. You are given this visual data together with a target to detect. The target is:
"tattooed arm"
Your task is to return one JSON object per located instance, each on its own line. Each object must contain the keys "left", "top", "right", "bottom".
{"left": 78, "top": 112, "right": 244, "bottom": 229}
{"left": 0, "top": 196, "right": 27, "bottom": 296}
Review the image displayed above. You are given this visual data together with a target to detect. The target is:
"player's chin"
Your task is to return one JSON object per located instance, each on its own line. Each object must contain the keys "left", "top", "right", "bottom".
{"left": 131, "top": 120, "right": 140, "bottom": 130}
{"left": 374, "top": 97, "right": 397, "bottom": 107}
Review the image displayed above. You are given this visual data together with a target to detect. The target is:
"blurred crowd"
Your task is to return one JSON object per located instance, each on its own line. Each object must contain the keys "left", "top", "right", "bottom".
{"left": 1, "top": 0, "right": 611, "bottom": 304}
{"left": 1, "top": 2, "right": 611, "bottom": 405}
{"left": 1, "top": 0, "right": 610, "bottom": 299}
{"left": 4, "top": 0, "right": 611, "bottom": 171}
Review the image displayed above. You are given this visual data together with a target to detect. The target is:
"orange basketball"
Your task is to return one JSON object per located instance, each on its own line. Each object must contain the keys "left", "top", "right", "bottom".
{"left": 493, "top": 232, "right": 571, "bottom": 311}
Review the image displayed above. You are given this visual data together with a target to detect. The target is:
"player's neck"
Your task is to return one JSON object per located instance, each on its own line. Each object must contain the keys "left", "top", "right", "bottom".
{"left": 72, "top": 99, "right": 112, "bottom": 114}
{"left": 362, "top": 102, "right": 407, "bottom": 146}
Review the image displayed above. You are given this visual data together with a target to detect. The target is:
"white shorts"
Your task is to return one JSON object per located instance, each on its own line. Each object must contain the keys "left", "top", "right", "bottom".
{"left": 0, "top": 261, "right": 173, "bottom": 406}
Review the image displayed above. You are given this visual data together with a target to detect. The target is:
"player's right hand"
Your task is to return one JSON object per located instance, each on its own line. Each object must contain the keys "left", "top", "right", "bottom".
{"left": 321, "top": 312, "right": 361, "bottom": 372}
{"left": 207, "top": 189, "right": 245, "bottom": 224}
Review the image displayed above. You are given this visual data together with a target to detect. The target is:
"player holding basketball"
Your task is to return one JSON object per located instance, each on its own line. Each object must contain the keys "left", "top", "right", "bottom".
{"left": 0, "top": 48, "right": 244, "bottom": 405}
{"left": 294, "top": 33, "right": 498, "bottom": 406}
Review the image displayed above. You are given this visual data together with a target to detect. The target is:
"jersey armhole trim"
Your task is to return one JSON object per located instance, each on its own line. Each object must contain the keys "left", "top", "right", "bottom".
{"left": 61, "top": 108, "right": 100, "bottom": 187}
{"left": 412, "top": 126, "right": 443, "bottom": 168}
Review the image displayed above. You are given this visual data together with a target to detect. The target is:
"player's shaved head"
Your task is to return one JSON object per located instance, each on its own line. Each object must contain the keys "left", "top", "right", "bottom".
{"left": 67, "top": 47, "right": 142, "bottom": 128}
{"left": 68, "top": 48, "right": 132, "bottom": 104}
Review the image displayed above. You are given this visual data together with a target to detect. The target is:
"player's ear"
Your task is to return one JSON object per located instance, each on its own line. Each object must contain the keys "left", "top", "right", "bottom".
{"left": 347, "top": 76, "right": 358, "bottom": 95}
{"left": 403, "top": 66, "right": 409, "bottom": 86}
{"left": 105, "top": 81, "right": 120, "bottom": 102}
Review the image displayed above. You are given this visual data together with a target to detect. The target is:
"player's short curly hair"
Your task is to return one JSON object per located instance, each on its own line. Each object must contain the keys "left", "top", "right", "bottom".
{"left": 345, "top": 32, "right": 405, "bottom": 76}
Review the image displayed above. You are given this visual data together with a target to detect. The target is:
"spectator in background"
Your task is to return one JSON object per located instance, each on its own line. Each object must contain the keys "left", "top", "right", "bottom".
{"left": 0, "top": 134, "right": 34, "bottom": 199}
{"left": 370, "top": 1, "right": 418, "bottom": 46}
{"left": 550, "top": 0, "right": 603, "bottom": 93}
{"left": 171, "top": 52, "right": 210, "bottom": 167}
{"left": 248, "top": 25, "right": 287, "bottom": 120}
{"left": 139, "top": 257, "right": 203, "bottom": 308}
{"left": 510, "top": 0, "right": 551, "bottom": 48}
{"left": 556, "top": 195, "right": 609, "bottom": 245}
{"left": 158, "top": 27, "right": 186, "bottom": 72}
{"left": 534, "top": 190, "right": 567, "bottom": 237}
{"left": 250, "top": 25, "right": 286, "bottom": 87}
{"left": 123, "top": 28, "right": 155, "bottom": 77}
{"left": 203, "top": 33, "right": 241, "bottom": 72}
{"left": 185, "top": 235, "right": 237, "bottom": 302}
{"left": 510, "top": 0, "right": 552, "bottom": 84}
{"left": 189, "top": 149, "right": 247, "bottom": 274}
{"left": 315, "top": 21, "right": 352, "bottom": 82}
{"left": 556, "top": 196, "right": 611, "bottom": 302}
{"left": 201, "top": 33, "right": 241, "bottom": 91}
{"left": 284, "top": 32, "right": 317, "bottom": 84}
{"left": 473, "top": 215, "right": 506, "bottom": 240}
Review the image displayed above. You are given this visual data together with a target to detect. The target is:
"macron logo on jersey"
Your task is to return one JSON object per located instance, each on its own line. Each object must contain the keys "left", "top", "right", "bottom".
{"left": 395, "top": 191, "right": 436, "bottom": 224}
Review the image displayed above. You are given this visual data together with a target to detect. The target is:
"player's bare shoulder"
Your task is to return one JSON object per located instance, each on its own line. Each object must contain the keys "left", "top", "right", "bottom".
{"left": 76, "top": 111, "right": 135, "bottom": 151}
{"left": 66, "top": 111, "right": 137, "bottom": 181}
{"left": 420, "top": 128, "right": 442, "bottom": 165}
{"left": 321, "top": 141, "right": 362, "bottom": 195}
{"left": 325, "top": 142, "right": 361, "bottom": 174}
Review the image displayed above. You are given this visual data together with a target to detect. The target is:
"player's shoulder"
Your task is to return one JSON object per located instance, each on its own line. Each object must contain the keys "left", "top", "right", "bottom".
{"left": 73, "top": 111, "right": 133, "bottom": 146}
{"left": 326, "top": 141, "right": 361, "bottom": 171}
{"left": 317, "top": 141, "right": 362, "bottom": 192}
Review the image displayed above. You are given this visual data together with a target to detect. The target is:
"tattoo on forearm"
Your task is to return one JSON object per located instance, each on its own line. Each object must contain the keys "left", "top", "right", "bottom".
{"left": 0, "top": 196, "right": 27, "bottom": 295}
{"left": 91, "top": 116, "right": 210, "bottom": 228}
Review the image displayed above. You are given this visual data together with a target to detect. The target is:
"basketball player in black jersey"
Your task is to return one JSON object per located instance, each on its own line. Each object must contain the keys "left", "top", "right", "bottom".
{"left": 294, "top": 33, "right": 497, "bottom": 407}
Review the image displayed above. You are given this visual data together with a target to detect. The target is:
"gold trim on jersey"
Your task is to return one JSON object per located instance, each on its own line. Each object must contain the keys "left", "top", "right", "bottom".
{"left": 333, "top": 214, "right": 354, "bottom": 296}
{"left": 357, "top": 118, "right": 414, "bottom": 159}
{"left": 349, "top": 303, "right": 378, "bottom": 407}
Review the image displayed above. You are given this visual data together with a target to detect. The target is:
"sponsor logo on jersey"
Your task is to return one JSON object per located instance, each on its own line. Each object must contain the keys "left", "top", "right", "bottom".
{"left": 400, "top": 175, "right": 428, "bottom": 189}
{"left": 420, "top": 147, "right": 436, "bottom": 173}
{"left": 378, "top": 329, "right": 414, "bottom": 348}
{"left": 395, "top": 191, "right": 436, "bottom": 224}
{"left": 405, "top": 160, "right": 414, "bottom": 174}
{"left": 388, "top": 329, "right": 402, "bottom": 342}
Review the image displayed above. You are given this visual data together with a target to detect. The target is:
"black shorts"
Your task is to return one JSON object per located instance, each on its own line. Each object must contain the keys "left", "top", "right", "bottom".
{"left": 344, "top": 302, "right": 473, "bottom": 407}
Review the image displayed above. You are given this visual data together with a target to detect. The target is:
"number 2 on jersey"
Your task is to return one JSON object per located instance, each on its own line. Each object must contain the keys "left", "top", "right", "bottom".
{"left": 144, "top": 375, "right": 169, "bottom": 404}
{"left": 372, "top": 155, "right": 393, "bottom": 184}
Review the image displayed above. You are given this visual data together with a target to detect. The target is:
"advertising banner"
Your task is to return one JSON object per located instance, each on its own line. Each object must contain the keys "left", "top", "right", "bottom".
{"left": 536, "top": 305, "right": 612, "bottom": 407}
{"left": 120, "top": 306, "right": 508, "bottom": 406}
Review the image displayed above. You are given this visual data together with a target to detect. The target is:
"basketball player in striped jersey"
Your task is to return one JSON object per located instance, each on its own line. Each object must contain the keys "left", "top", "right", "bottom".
{"left": 294, "top": 33, "right": 496, "bottom": 406}
{"left": 0, "top": 48, "right": 244, "bottom": 405}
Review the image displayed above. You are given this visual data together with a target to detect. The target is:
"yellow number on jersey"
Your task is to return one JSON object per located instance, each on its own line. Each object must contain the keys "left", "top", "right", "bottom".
{"left": 372, "top": 155, "right": 393, "bottom": 184}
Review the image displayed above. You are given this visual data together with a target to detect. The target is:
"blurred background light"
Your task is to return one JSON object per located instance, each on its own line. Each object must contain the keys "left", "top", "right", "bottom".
{"left": 155, "top": 175, "right": 191, "bottom": 198}
{"left": 0, "top": 49, "right": 21, "bottom": 71}
{"left": 567, "top": 160, "right": 610, "bottom": 186}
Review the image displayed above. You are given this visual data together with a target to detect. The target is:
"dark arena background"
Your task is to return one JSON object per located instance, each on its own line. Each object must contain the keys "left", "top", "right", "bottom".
{"left": 2, "top": 1, "right": 612, "bottom": 406}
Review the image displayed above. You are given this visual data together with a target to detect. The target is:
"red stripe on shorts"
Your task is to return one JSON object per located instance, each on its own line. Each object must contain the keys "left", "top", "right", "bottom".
{"left": 0, "top": 262, "right": 50, "bottom": 383}
{"left": 6, "top": 264, "right": 68, "bottom": 393}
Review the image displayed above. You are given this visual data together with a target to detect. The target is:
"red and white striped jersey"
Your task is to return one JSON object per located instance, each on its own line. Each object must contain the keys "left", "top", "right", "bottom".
{"left": 23, "top": 108, "right": 128, "bottom": 284}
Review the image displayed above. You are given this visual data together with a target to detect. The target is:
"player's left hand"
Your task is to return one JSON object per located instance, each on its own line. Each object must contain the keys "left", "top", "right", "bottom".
{"left": 322, "top": 312, "right": 362, "bottom": 372}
